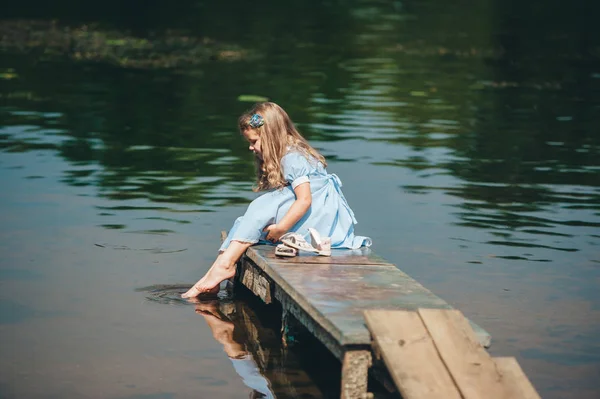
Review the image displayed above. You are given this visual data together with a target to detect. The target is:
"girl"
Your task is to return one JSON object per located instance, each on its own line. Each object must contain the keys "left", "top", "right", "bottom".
{"left": 182, "top": 102, "right": 371, "bottom": 298}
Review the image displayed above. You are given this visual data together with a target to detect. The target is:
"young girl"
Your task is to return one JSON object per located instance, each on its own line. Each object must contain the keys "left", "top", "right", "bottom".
{"left": 182, "top": 102, "right": 371, "bottom": 298}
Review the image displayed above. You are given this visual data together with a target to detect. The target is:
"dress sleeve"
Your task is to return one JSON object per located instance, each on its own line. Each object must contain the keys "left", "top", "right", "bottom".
{"left": 281, "top": 152, "right": 312, "bottom": 189}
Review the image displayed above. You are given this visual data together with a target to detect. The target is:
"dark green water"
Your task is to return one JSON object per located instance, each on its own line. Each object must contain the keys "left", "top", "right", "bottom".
{"left": 1, "top": 0, "right": 599, "bottom": 398}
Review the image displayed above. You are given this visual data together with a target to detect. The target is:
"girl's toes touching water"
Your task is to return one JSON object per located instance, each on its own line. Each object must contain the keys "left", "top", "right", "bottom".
{"left": 182, "top": 242, "right": 251, "bottom": 299}
{"left": 193, "top": 264, "right": 236, "bottom": 294}
{"left": 181, "top": 259, "right": 238, "bottom": 298}
{"left": 181, "top": 282, "right": 220, "bottom": 298}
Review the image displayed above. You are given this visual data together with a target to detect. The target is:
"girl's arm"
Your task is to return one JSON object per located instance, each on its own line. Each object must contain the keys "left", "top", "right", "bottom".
{"left": 264, "top": 182, "right": 311, "bottom": 241}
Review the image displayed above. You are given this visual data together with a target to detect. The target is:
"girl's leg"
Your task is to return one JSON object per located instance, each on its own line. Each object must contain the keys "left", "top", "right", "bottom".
{"left": 181, "top": 240, "right": 253, "bottom": 298}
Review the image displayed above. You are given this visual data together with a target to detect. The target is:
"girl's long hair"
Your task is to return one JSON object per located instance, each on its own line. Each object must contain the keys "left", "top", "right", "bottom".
{"left": 238, "top": 102, "right": 326, "bottom": 191}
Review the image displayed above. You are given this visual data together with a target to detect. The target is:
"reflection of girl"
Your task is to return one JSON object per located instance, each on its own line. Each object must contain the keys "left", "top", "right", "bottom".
{"left": 195, "top": 302, "right": 275, "bottom": 399}
{"left": 230, "top": 355, "right": 275, "bottom": 399}
{"left": 182, "top": 102, "right": 371, "bottom": 298}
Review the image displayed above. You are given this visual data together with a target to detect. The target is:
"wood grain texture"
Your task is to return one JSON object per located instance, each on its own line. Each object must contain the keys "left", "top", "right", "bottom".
{"left": 364, "top": 310, "right": 461, "bottom": 399}
{"left": 239, "top": 242, "right": 491, "bottom": 347}
{"left": 252, "top": 244, "right": 393, "bottom": 266}
{"left": 238, "top": 258, "right": 272, "bottom": 304}
{"left": 495, "top": 357, "right": 541, "bottom": 399}
{"left": 419, "top": 309, "right": 514, "bottom": 399}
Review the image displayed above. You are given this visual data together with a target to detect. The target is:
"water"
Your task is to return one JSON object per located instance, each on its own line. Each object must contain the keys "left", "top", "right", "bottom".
{"left": 1, "top": 0, "right": 599, "bottom": 397}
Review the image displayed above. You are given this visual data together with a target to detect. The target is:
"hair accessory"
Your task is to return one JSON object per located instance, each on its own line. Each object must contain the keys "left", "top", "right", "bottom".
{"left": 248, "top": 113, "right": 264, "bottom": 129}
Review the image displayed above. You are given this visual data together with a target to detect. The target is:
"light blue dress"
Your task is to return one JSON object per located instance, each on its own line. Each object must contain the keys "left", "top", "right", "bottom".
{"left": 220, "top": 149, "right": 372, "bottom": 251}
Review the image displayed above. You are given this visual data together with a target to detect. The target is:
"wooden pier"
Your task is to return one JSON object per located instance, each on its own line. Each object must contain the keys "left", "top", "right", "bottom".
{"left": 227, "top": 233, "right": 539, "bottom": 398}
{"left": 365, "top": 309, "right": 540, "bottom": 399}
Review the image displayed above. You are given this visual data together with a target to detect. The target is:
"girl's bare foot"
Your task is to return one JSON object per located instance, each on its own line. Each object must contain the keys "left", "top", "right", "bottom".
{"left": 181, "top": 260, "right": 237, "bottom": 298}
{"left": 182, "top": 241, "right": 248, "bottom": 298}
{"left": 181, "top": 284, "right": 219, "bottom": 298}
{"left": 183, "top": 263, "right": 236, "bottom": 298}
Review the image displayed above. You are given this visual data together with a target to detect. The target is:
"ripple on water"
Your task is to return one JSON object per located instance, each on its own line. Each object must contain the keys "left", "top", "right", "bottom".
{"left": 94, "top": 242, "right": 187, "bottom": 254}
{"left": 135, "top": 284, "right": 232, "bottom": 305}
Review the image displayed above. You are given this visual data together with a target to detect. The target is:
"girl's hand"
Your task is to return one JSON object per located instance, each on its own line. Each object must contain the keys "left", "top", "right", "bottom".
{"left": 263, "top": 224, "right": 286, "bottom": 243}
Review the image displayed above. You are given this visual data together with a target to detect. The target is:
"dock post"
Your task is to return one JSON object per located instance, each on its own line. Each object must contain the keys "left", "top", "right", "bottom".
{"left": 341, "top": 349, "right": 372, "bottom": 399}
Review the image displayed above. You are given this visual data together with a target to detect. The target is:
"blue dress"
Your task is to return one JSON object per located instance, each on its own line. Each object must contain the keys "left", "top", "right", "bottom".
{"left": 219, "top": 149, "right": 372, "bottom": 251}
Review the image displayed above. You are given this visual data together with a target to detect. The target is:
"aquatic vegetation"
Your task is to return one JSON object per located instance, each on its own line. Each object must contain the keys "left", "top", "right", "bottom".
{"left": 0, "top": 20, "right": 251, "bottom": 69}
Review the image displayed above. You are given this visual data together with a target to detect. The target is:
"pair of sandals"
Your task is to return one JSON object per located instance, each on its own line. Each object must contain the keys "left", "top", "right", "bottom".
{"left": 275, "top": 228, "right": 332, "bottom": 257}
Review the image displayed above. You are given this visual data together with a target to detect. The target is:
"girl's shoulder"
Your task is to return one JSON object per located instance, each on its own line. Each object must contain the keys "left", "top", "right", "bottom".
{"left": 282, "top": 147, "right": 325, "bottom": 172}
{"left": 282, "top": 147, "right": 313, "bottom": 164}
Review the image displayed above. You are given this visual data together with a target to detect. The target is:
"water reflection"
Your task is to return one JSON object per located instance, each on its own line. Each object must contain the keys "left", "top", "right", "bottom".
{"left": 191, "top": 297, "right": 336, "bottom": 399}
{"left": 1, "top": 0, "right": 600, "bottom": 397}
{"left": 194, "top": 300, "right": 276, "bottom": 399}
{"left": 134, "top": 284, "right": 336, "bottom": 397}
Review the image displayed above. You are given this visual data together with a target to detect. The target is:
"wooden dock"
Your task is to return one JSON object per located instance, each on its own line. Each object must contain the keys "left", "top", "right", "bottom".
{"left": 227, "top": 233, "right": 538, "bottom": 398}
{"left": 364, "top": 309, "right": 540, "bottom": 399}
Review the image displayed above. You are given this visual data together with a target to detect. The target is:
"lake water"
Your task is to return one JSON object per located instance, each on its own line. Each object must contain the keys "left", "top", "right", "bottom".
{"left": 1, "top": 0, "right": 599, "bottom": 398}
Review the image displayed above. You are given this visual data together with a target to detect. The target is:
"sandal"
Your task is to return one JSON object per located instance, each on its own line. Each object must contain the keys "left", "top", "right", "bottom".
{"left": 275, "top": 243, "right": 298, "bottom": 257}
{"left": 308, "top": 228, "right": 332, "bottom": 257}
{"left": 280, "top": 232, "right": 318, "bottom": 253}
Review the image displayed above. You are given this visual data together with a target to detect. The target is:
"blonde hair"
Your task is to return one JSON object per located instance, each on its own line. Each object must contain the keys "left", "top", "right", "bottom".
{"left": 238, "top": 102, "right": 327, "bottom": 192}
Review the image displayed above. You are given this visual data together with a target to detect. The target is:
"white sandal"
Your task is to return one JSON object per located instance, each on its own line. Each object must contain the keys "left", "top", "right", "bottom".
{"left": 275, "top": 243, "right": 298, "bottom": 257}
{"left": 280, "top": 232, "right": 318, "bottom": 253}
{"left": 308, "top": 228, "right": 332, "bottom": 257}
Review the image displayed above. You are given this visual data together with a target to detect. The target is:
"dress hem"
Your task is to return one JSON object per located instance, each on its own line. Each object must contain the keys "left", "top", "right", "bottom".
{"left": 219, "top": 238, "right": 260, "bottom": 253}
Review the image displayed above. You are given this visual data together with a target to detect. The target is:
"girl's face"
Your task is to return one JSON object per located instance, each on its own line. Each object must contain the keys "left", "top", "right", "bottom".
{"left": 243, "top": 128, "right": 262, "bottom": 158}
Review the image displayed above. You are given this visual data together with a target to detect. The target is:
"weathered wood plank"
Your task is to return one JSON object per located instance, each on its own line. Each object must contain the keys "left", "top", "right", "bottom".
{"left": 227, "top": 234, "right": 491, "bottom": 359}
{"left": 237, "top": 243, "right": 491, "bottom": 348}
{"left": 364, "top": 310, "right": 461, "bottom": 399}
{"left": 341, "top": 350, "right": 372, "bottom": 399}
{"left": 254, "top": 248, "right": 490, "bottom": 345}
{"left": 419, "top": 309, "right": 513, "bottom": 399}
{"left": 269, "top": 261, "right": 448, "bottom": 346}
{"left": 251, "top": 244, "right": 393, "bottom": 266}
{"left": 494, "top": 357, "right": 541, "bottom": 399}
{"left": 238, "top": 258, "right": 272, "bottom": 304}
{"left": 274, "top": 284, "right": 347, "bottom": 360}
